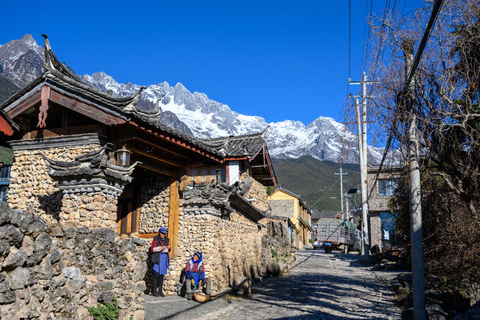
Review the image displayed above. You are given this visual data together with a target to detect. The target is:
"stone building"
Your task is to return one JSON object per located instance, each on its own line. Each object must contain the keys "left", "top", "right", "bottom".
{"left": 0, "top": 36, "right": 290, "bottom": 319}
{"left": 268, "top": 188, "right": 312, "bottom": 250}
{"left": 367, "top": 165, "right": 402, "bottom": 249}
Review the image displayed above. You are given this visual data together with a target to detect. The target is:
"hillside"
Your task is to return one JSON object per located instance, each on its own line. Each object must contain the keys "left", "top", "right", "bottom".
{"left": 272, "top": 156, "right": 361, "bottom": 211}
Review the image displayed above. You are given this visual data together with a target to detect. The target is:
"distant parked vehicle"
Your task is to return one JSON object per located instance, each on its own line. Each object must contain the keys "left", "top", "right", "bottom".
{"left": 316, "top": 218, "right": 358, "bottom": 253}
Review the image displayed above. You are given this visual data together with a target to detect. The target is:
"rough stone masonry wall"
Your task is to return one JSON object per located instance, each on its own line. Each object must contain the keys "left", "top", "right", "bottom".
{"left": 370, "top": 213, "right": 382, "bottom": 249}
{"left": 240, "top": 173, "right": 269, "bottom": 211}
{"left": 8, "top": 142, "right": 100, "bottom": 225}
{"left": 269, "top": 199, "right": 295, "bottom": 218}
{"left": 138, "top": 171, "right": 171, "bottom": 234}
{"left": 0, "top": 203, "right": 147, "bottom": 320}
{"left": 61, "top": 193, "right": 118, "bottom": 229}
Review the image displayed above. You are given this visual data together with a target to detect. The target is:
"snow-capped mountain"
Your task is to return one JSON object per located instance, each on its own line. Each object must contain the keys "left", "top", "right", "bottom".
{"left": 0, "top": 34, "right": 384, "bottom": 164}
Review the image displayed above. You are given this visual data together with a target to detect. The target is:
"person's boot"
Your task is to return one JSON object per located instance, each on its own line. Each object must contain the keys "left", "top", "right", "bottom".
{"left": 152, "top": 275, "right": 159, "bottom": 297}
{"left": 158, "top": 276, "right": 165, "bottom": 297}
{"left": 187, "top": 293, "right": 193, "bottom": 300}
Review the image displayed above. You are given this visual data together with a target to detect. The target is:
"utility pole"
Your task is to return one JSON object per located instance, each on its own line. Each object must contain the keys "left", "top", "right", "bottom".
{"left": 334, "top": 167, "right": 348, "bottom": 219}
{"left": 349, "top": 72, "right": 377, "bottom": 262}
{"left": 403, "top": 38, "right": 426, "bottom": 320}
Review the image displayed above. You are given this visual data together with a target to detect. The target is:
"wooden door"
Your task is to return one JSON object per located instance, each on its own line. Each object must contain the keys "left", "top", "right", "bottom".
{"left": 117, "top": 184, "right": 138, "bottom": 234}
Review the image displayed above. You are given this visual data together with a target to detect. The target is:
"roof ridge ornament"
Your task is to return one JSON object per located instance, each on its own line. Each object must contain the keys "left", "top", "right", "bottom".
{"left": 41, "top": 34, "right": 78, "bottom": 81}
{"left": 42, "top": 34, "right": 55, "bottom": 71}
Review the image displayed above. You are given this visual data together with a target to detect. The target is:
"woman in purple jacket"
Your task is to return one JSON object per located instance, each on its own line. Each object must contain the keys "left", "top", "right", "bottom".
{"left": 185, "top": 251, "right": 211, "bottom": 300}
{"left": 151, "top": 227, "right": 170, "bottom": 297}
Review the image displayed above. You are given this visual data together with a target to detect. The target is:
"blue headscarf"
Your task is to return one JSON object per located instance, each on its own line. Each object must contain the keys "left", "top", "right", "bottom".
{"left": 193, "top": 251, "right": 202, "bottom": 264}
{"left": 159, "top": 227, "right": 168, "bottom": 234}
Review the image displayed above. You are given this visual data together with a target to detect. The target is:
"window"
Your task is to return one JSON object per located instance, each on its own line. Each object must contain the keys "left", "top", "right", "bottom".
{"left": 381, "top": 212, "right": 397, "bottom": 246}
{"left": 187, "top": 166, "right": 226, "bottom": 185}
{"left": 378, "top": 179, "right": 398, "bottom": 196}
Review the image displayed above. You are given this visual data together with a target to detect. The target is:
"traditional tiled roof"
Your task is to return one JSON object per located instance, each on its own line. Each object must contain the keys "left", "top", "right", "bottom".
{"left": 200, "top": 129, "right": 268, "bottom": 159}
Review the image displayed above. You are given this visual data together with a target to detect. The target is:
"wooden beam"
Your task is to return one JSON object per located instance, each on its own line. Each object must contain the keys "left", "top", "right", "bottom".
{"left": 49, "top": 90, "right": 126, "bottom": 125}
{"left": 128, "top": 145, "right": 183, "bottom": 168}
{"left": 251, "top": 164, "right": 268, "bottom": 168}
{"left": 168, "top": 178, "right": 180, "bottom": 260}
{"left": 137, "top": 163, "right": 175, "bottom": 177}
{"left": 6, "top": 91, "right": 41, "bottom": 119}
{"left": 130, "top": 137, "right": 189, "bottom": 160}
{"left": 137, "top": 233, "right": 156, "bottom": 239}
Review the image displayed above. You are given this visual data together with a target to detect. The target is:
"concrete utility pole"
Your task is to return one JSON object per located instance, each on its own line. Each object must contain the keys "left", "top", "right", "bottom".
{"left": 334, "top": 167, "right": 348, "bottom": 219}
{"left": 403, "top": 39, "right": 426, "bottom": 320}
{"left": 349, "top": 73, "right": 377, "bottom": 262}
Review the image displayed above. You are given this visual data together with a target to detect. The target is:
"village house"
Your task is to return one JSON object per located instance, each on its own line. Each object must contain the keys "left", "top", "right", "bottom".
{"left": 367, "top": 164, "right": 402, "bottom": 249}
{"left": 268, "top": 188, "right": 313, "bottom": 250}
{"left": 0, "top": 36, "right": 291, "bottom": 319}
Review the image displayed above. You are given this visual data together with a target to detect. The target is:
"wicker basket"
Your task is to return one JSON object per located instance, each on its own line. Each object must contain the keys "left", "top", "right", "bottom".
{"left": 193, "top": 293, "right": 211, "bottom": 303}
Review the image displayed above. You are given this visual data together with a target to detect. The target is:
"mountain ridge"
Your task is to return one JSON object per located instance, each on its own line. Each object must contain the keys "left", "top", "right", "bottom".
{"left": 0, "top": 34, "right": 385, "bottom": 164}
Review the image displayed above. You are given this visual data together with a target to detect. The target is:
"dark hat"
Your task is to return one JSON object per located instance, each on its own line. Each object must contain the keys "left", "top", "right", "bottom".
{"left": 159, "top": 227, "right": 168, "bottom": 234}
{"left": 194, "top": 251, "right": 202, "bottom": 259}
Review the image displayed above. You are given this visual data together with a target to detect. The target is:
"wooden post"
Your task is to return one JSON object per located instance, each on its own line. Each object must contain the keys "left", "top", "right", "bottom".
{"left": 168, "top": 178, "right": 180, "bottom": 259}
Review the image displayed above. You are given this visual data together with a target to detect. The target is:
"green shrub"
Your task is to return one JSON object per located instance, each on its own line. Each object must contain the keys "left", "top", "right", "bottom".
{"left": 88, "top": 297, "right": 119, "bottom": 320}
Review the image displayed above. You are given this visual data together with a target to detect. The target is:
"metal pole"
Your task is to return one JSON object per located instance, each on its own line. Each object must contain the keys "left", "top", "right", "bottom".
{"left": 403, "top": 39, "right": 426, "bottom": 320}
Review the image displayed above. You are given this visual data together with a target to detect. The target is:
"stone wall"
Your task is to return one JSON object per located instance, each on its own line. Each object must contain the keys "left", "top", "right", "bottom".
{"left": 240, "top": 173, "right": 269, "bottom": 211}
{"left": 269, "top": 199, "right": 295, "bottom": 218}
{"left": 8, "top": 134, "right": 101, "bottom": 226}
{"left": 61, "top": 193, "right": 118, "bottom": 229}
{"left": 138, "top": 172, "right": 171, "bottom": 234}
{"left": 0, "top": 203, "right": 147, "bottom": 320}
{"left": 370, "top": 213, "right": 382, "bottom": 249}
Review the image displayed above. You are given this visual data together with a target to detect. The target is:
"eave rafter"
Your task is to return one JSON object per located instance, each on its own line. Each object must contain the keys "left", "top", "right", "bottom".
{"left": 129, "top": 120, "right": 223, "bottom": 164}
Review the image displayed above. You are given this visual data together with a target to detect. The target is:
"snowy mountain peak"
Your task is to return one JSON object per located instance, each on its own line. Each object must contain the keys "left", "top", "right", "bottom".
{"left": 0, "top": 34, "right": 385, "bottom": 164}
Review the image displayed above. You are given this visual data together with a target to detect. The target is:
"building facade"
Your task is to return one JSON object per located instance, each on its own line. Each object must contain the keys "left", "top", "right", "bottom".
{"left": 268, "top": 188, "right": 313, "bottom": 250}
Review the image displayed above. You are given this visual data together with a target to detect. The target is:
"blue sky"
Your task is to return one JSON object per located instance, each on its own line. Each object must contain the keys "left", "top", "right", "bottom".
{"left": 2, "top": 1, "right": 424, "bottom": 125}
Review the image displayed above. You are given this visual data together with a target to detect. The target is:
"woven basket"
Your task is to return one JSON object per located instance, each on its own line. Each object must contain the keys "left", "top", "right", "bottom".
{"left": 193, "top": 293, "right": 211, "bottom": 303}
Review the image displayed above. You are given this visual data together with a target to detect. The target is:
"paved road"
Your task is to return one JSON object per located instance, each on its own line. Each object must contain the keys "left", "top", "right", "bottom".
{"left": 144, "top": 250, "right": 403, "bottom": 320}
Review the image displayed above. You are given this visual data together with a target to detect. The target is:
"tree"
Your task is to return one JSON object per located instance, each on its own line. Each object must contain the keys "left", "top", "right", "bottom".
{"left": 345, "top": 0, "right": 480, "bottom": 292}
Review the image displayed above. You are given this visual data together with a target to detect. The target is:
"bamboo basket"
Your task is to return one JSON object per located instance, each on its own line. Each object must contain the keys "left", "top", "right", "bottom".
{"left": 193, "top": 293, "right": 211, "bottom": 303}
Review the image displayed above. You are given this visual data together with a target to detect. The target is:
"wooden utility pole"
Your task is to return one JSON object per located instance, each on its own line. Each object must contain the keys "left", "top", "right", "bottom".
{"left": 349, "top": 73, "right": 377, "bottom": 262}
{"left": 403, "top": 39, "right": 426, "bottom": 320}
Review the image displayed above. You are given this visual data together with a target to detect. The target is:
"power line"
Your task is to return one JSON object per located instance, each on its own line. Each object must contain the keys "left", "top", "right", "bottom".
{"left": 404, "top": 0, "right": 444, "bottom": 91}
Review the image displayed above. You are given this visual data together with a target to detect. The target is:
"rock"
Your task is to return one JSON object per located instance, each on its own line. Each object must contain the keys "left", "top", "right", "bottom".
{"left": 8, "top": 267, "right": 30, "bottom": 290}
{"left": 0, "top": 290, "right": 16, "bottom": 304}
{"left": 62, "top": 267, "right": 82, "bottom": 279}
{"left": 27, "top": 216, "right": 47, "bottom": 237}
{"left": 233, "top": 276, "right": 252, "bottom": 295}
{"left": 49, "top": 247, "right": 63, "bottom": 264}
{"left": 0, "top": 276, "right": 9, "bottom": 293}
{"left": 267, "top": 262, "right": 281, "bottom": 277}
{"left": 47, "top": 224, "right": 64, "bottom": 237}
{"left": 2, "top": 247, "right": 27, "bottom": 270}
{"left": 0, "top": 202, "right": 12, "bottom": 226}
{"left": 11, "top": 210, "right": 34, "bottom": 232}
{"left": 35, "top": 232, "right": 52, "bottom": 252}
{"left": 98, "top": 290, "right": 115, "bottom": 304}
{"left": 66, "top": 278, "right": 85, "bottom": 294}
{"left": 0, "top": 239, "right": 11, "bottom": 257}
{"left": 98, "top": 280, "right": 116, "bottom": 291}
{"left": 34, "top": 256, "right": 53, "bottom": 280}
{"left": 0, "top": 225, "right": 24, "bottom": 245}
{"left": 426, "top": 302, "right": 448, "bottom": 320}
